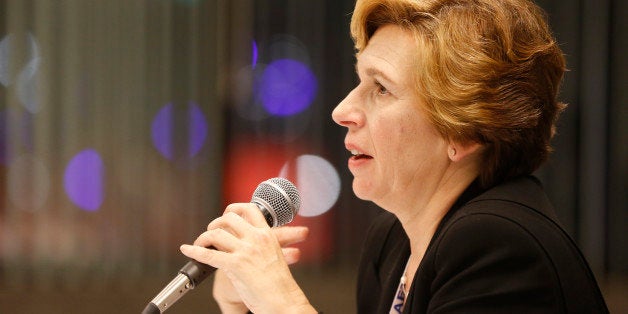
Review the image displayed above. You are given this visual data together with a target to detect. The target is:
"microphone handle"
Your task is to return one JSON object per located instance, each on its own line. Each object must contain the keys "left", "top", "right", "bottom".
{"left": 143, "top": 260, "right": 216, "bottom": 314}
{"left": 180, "top": 259, "right": 216, "bottom": 287}
{"left": 142, "top": 201, "right": 283, "bottom": 313}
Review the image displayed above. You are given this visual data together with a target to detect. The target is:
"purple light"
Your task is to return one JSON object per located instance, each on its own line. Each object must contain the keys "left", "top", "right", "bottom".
{"left": 187, "top": 102, "right": 208, "bottom": 157}
{"left": 256, "top": 59, "right": 317, "bottom": 117}
{"left": 151, "top": 103, "right": 174, "bottom": 160}
{"left": 151, "top": 101, "right": 209, "bottom": 161}
{"left": 252, "top": 40, "right": 259, "bottom": 69}
{"left": 64, "top": 149, "right": 104, "bottom": 211}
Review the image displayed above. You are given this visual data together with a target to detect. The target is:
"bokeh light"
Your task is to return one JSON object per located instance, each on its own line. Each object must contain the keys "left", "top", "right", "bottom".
{"left": 266, "top": 34, "right": 311, "bottom": 64}
{"left": 151, "top": 101, "right": 209, "bottom": 161}
{"left": 0, "top": 108, "right": 35, "bottom": 165}
{"left": 280, "top": 154, "right": 340, "bottom": 217}
{"left": 233, "top": 35, "right": 318, "bottom": 121}
{"left": 222, "top": 138, "right": 300, "bottom": 206}
{"left": 63, "top": 148, "right": 105, "bottom": 212}
{"left": 8, "top": 154, "right": 51, "bottom": 211}
{"left": 232, "top": 64, "right": 269, "bottom": 121}
{"left": 151, "top": 103, "right": 174, "bottom": 160}
{"left": 187, "top": 102, "right": 208, "bottom": 157}
{"left": 257, "top": 58, "right": 317, "bottom": 116}
{"left": 279, "top": 154, "right": 339, "bottom": 264}
{"left": 18, "top": 34, "right": 41, "bottom": 113}
{"left": 16, "top": 55, "right": 41, "bottom": 114}
{"left": 0, "top": 33, "right": 41, "bottom": 113}
{"left": 252, "top": 40, "right": 259, "bottom": 69}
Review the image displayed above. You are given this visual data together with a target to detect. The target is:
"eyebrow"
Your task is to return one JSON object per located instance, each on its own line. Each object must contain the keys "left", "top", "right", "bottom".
{"left": 354, "top": 61, "right": 396, "bottom": 85}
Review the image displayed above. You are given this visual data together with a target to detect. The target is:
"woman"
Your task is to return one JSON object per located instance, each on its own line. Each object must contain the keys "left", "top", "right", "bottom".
{"left": 181, "top": 0, "right": 609, "bottom": 312}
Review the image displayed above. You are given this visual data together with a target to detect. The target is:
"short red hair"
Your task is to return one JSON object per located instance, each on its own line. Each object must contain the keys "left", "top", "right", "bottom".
{"left": 351, "top": 0, "right": 566, "bottom": 187}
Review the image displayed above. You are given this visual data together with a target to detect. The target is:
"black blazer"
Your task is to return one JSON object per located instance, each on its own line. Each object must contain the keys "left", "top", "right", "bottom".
{"left": 356, "top": 176, "right": 608, "bottom": 313}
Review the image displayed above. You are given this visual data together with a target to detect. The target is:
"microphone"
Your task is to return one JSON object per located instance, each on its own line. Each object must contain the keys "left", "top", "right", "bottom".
{"left": 142, "top": 178, "right": 301, "bottom": 314}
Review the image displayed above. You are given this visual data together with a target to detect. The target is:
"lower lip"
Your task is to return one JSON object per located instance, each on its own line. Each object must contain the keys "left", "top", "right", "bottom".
{"left": 348, "top": 156, "right": 372, "bottom": 170}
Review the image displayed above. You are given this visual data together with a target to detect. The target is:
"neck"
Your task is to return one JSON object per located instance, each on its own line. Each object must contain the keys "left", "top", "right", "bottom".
{"left": 396, "top": 165, "right": 479, "bottom": 261}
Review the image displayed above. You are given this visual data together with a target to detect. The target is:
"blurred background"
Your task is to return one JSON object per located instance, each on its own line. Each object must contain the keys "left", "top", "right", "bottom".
{"left": 0, "top": 0, "right": 625, "bottom": 313}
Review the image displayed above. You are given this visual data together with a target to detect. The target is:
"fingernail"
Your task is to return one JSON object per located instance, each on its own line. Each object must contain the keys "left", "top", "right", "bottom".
{"left": 180, "top": 244, "right": 191, "bottom": 253}
{"left": 300, "top": 226, "right": 310, "bottom": 236}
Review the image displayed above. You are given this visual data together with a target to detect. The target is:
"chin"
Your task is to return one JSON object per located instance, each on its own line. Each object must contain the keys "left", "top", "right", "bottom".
{"left": 352, "top": 179, "right": 374, "bottom": 201}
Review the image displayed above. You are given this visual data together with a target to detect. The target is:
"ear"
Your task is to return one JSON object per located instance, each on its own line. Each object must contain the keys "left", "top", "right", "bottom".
{"left": 448, "top": 141, "right": 483, "bottom": 162}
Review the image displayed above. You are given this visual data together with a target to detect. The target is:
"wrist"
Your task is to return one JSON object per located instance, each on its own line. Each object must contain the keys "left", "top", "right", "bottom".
{"left": 251, "top": 285, "right": 316, "bottom": 314}
{"left": 275, "top": 288, "right": 317, "bottom": 314}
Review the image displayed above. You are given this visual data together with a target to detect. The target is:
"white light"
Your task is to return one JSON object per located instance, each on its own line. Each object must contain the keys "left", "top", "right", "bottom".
{"left": 279, "top": 154, "right": 340, "bottom": 217}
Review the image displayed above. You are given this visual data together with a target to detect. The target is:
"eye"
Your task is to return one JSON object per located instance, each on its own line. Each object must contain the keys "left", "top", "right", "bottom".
{"left": 375, "top": 81, "right": 389, "bottom": 95}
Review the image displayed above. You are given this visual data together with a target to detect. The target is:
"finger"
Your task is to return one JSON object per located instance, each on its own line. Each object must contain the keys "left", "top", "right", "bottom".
{"left": 273, "top": 226, "right": 309, "bottom": 246}
{"left": 180, "top": 244, "right": 230, "bottom": 269}
{"left": 207, "top": 211, "right": 252, "bottom": 238}
{"left": 282, "top": 247, "right": 302, "bottom": 265}
{"left": 192, "top": 228, "right": 240, "bottom": 252}
{"left": 223, "top": 203, "right": 269, "bottom": 228}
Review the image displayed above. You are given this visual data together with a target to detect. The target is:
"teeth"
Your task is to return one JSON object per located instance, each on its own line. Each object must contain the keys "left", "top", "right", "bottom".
{"left": 350, "top": 149, "right": 361, "bottom": 156}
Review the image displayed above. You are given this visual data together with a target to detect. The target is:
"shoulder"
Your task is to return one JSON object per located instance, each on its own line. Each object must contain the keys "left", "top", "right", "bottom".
{"left": 434, "top": 176, "right": 564, "bottom": 258}
{"left": 420, "top": 200, "right": 561, "bottom": 312}
{"left": 432, "top": 177, "right": 556, "bottom": 266}
{"left": 418, "top": 177, "right": 608, "bottom": 313}
{"left": 433, "top": 208, "right": 552, "bottom": 276}
{"left": 431, "top": 176, "right": 568, "bottom": 280}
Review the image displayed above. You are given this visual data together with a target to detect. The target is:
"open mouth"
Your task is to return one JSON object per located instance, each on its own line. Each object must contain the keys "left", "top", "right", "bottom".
{"left": 350, "top": 149, "right": 373, "bottom": 160}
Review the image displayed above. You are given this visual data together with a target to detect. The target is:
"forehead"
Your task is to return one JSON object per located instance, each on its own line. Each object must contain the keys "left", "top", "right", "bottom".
{"left": 355, "top": 24, "right": 419, "bottom": 83}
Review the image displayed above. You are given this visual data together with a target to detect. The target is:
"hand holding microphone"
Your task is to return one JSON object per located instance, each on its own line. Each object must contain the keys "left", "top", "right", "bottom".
{"left": 209, "top": 225, "right": 310, "bottom": 314}
{"left": 142, "top": 178, "right": 312, "bottom": 314}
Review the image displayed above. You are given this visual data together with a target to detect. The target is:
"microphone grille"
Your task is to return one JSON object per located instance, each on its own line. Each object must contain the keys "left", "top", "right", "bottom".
{"left": 252, "top": 177, "right": 301, "bottom": 227}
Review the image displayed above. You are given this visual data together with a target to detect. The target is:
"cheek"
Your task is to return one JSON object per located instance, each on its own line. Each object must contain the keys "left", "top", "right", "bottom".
{"left": 372, "top": 115, "right": 407, "bottom": 145}
{"left": 378, "top": 118, "right": 418, "bottom": 153}
{"left": 373, "top": 129, "right": 405, "bottom": 166}
{"left": 392, "top": 118, "right": 446, "bottom": 161}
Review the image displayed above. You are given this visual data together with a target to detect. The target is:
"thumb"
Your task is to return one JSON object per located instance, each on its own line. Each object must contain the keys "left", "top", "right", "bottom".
{"left": 282, "top": 247, "right": 302, "bottom": 265}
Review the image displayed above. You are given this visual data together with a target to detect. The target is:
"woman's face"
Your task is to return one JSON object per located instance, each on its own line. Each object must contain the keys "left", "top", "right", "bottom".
{"left": 332, "top": 24, "right": 450, "bottom": 209}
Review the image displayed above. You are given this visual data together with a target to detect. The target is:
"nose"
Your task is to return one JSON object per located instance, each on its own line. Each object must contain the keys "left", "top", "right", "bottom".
{"left": 332, "top": 88, "right": 363, "bottom": 128}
